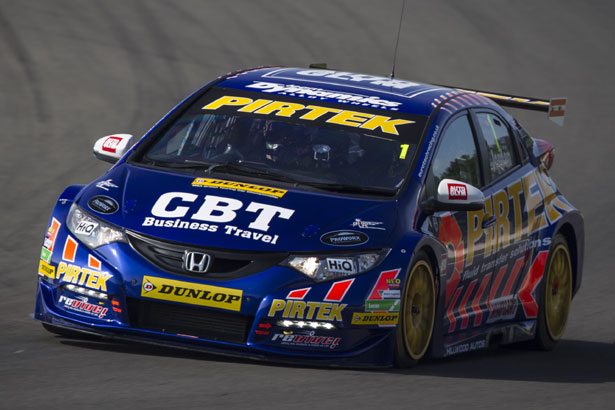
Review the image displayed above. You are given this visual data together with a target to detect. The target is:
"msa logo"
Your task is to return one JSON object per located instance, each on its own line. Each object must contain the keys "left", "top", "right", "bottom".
{"left": 448, "top": 183, "right": 467, "bottom": 200}
{"left": 183, "top": 250, "right": 211, "bottom": 273}
{"left": 102, "top": 136, "right": 122, "bottom": 153}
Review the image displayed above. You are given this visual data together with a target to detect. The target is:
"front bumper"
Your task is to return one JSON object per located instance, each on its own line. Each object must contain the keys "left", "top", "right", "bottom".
{"left": 35, "top": 278, "right": 396, "bottom": 367}
{"left": 35, "top": 232, "right": 407, "bottom": 367}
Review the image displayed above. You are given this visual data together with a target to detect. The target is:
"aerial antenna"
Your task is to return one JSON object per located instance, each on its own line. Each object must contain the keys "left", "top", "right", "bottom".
{"left": 390, "top": 0, "right": 407, "bottom": 79}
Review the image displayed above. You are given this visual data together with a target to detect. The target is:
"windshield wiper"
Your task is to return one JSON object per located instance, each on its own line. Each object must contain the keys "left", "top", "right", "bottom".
{"left": 143, "top": 159, "right": 215, "bottom": 169}
{"left": 142, "top": 158, "right": 300, "bottom": 184}
{"left": 301, "top": 182, "right": 398, "bottom": 196}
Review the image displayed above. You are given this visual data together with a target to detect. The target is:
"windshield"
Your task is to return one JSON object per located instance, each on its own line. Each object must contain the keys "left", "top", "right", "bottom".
{"left": 136, "top": 88, "right": 427, "bottom": 194}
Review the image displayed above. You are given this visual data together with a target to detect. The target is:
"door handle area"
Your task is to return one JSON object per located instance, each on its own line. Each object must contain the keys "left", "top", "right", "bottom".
{"left": 482, "top": 215, "right": 496, "bottom": 228}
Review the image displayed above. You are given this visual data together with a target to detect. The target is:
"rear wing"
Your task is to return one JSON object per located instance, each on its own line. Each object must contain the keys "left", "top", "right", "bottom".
{"left": 447, "top": 87, "right": 567, "bottom": 126}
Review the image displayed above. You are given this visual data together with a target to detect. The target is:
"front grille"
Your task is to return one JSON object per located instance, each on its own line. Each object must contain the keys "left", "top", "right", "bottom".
{"left": 127, "top": 231, "right": 287, "bottom": 279}
{"left": 127, "top": 298, "right": 252, "bottom": 344}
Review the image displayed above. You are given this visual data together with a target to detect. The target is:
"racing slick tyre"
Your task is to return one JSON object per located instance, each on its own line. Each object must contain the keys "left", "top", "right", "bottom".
{"left": 394, "top": 251, "right": 436, "bottom": 368}
{"left": 533, "top": 234, "right": 573, "bottom": 350}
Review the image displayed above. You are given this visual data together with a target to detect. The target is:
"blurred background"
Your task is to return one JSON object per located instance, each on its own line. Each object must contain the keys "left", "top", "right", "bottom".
{"left": 1, "top": 1, "right": 613, "bottom": 409}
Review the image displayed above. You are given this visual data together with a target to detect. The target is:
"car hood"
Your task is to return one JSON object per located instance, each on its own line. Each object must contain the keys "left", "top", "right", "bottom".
{"left": 77, "top": 164, "right": 399, "bottom": 252}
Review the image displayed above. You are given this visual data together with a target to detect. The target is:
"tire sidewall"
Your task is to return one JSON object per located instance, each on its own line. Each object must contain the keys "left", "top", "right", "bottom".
{"left": 535, "top": 233, "right": 570, "bottom": 350}
{"left": 394, "top": 250, "right": 436, "bottom": 368}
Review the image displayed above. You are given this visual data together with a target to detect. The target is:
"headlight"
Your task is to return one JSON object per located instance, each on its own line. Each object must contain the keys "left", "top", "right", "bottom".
{"left": 281, "top": 249, "right": 390, "bottom": 282}
{"left": 67, "top": 203, "right": 126, "bottom": 249}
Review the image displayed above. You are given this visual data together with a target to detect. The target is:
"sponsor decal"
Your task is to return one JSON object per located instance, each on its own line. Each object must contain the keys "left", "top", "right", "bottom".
{"left": 246, "top": 81, "right": 402, "bottom": 110}
{"left": 445, "top": 339, "right": 487, "bottom": 357}
{"left": 271, "top": 331, "right": 340, "bottom": 350}
{"left": 42, "top": 218, "right": 61, "bottom": 264}
{"left": 358, "top": 269, "right": 401, "bottom": 326}
{"left": 380, "top": 289, "right": 400, "bottom": 298}
{"left": 95, "top": 179, "right": 119, "bottom": 191}
{"left": 192, "top": 177, "right": 287, "bottom": 198}
{"left": 418, "top": 124, "right": 439, "bottom": 178}
{"left": 351, "top": 312, "right": 399, "bottom": 325}
{"left": 44, "top": 218, "right": 61, "bottom": 252}
{"left": 38, "top": 260, "right": 55, "bottom": 279}
{"left": 57, "top": 262, "right": 112, "bottom": 292}
{"left": 326, "top": 258, "right": 356, "bottom": 275}
{"left": 268, "top": 280, "right": 352, "bottom": 322}
{"left": 293, "top": 70, "right": 420, "bottom": 90}
{"left": 267, "top": 299, "right": 346, "bottom": 322}
{"left": 143, "top": 193, "right": 294, "bottom": 245}
{"left": 40, "top": 247, "right": 52, "bottom": 263}
{"left": 486, "top": 295, "right": 518, "bottom": 323}
{"left": 74, "top": 220, "right": 98, "bottom": 236}
{"left": 101, "top": 136, "right": 122, "bottom": 153}
{"left": 320, "top": 230, "right": 368, "bottom": 246}
{"left": 88, "top": 196, "right": 119, "bottom": 214}
{"left": 448, "top": 183, "right": 467, "bottom": 200}
{"left": 365, "top": 299, "right": 400, "bottom": 312}
{"left": 351, "top": 218, "right": 385, "bottom": 230}
{"left": 367, "top": 269, "right": 401, "bottom": 302}
{"left": 140, "top": 275, "right": 242, "bottom": 311}
{"left": 202, "top": 95, "right": 414, "bottom": 136}
{"left": 222, "top": 225, "right": 279, "bottom": 244}
{"left": 59, "top": 295, "right": 108, "bottom": 319}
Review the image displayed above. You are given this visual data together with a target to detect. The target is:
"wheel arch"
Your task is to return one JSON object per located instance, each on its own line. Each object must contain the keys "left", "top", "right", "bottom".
{"left": 552, "top": 211, "right": 584, "bottom": 297}
{"left": 407, "top": 235, "right": 448, "bottom": 358}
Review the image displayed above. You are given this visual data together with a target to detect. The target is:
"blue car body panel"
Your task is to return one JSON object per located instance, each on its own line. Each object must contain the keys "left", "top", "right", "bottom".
{"left": 34, "top": 67, "right": 584, "bottom": 367}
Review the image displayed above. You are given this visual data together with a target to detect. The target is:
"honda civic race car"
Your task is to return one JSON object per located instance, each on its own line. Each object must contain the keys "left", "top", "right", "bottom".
{"left": 35, "top": 66, "right": 584, "bottom": 367}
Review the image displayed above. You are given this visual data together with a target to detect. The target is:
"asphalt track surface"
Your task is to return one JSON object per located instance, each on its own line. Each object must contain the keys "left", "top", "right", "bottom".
{"left": 1, "top": 1, "right": 614, "bottom": 409}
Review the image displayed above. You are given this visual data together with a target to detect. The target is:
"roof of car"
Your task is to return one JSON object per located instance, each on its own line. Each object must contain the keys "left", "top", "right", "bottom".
{"left": 215, "top": 67, "right": 498, "bottom": 117}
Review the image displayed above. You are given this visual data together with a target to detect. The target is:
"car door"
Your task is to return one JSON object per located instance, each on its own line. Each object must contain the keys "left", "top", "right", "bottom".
{"left": 470, "top": 109, "right": 539, "bottom": 326}
{"left": 421, "top": 111, "right": 494, "bottom": 334}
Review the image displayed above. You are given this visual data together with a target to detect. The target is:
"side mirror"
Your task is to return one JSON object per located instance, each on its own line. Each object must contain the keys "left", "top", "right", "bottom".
{"left": 93, "top": 134, "right": 134, "bottom": 164}
{"left": 421, "top": 179, "right": 485, "bottom": 212}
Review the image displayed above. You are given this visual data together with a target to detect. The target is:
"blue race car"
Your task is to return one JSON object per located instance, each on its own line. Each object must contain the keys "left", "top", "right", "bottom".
{"left": 35, "top": 66, "right": 584, "bottom": 367}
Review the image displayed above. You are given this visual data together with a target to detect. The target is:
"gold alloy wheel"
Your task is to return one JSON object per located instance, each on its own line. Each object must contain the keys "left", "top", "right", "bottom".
{"left": 402, "top": 260, "right": 436, "bottom": 360}
{"left": 545, "top": 243, "right": 573, "bottom": 341}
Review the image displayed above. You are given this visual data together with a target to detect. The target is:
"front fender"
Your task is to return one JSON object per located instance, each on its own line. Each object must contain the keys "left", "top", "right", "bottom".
{"left": 392, "top": 233, "right": 448, "bottom": 358}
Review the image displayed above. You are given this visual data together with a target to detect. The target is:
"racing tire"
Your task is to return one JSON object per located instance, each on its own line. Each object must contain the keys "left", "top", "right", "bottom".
{"left": 394, "top": 251, "right": 437, "bottom": 368}
{"left": 533, "top": 234, "right": 573, "bottom": 350}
